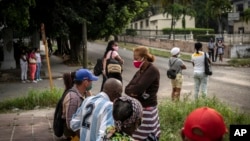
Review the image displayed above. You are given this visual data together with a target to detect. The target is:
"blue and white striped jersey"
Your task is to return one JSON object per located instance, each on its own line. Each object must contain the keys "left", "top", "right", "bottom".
{"left": 70, "top": 92, "right": 114, "bottom": 141}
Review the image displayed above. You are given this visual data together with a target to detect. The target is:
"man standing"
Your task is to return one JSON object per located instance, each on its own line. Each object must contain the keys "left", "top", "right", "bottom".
{"left": 62, "top": 69, "right": 98, "bottom": 140}
{"left": 70, "top": 78, "right": 123, "bottom": 141}
{"left": 207, "top": 38, "right": 215, "bottom": 62}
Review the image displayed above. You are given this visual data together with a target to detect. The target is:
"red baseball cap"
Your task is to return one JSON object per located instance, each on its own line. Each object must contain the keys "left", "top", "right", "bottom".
{"left": 183, "top": 107, "right": 227, "bottom": 141}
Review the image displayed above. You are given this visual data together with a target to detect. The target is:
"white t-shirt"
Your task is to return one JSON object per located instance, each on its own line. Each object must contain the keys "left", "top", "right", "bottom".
{"left": 35, "top": 52, "right": 41, "bottom": 63}
{"left": 191, "top": 51, "right": 209, "bottom": 73}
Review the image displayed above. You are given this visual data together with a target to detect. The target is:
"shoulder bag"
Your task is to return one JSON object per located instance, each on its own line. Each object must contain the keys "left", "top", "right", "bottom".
{"left": 106, "top": 51, "right": 122, "bottom": 74}
{"left": 204, "top": 53, "right": 212, "bottom": 75}
{"left": 167, "top": 58, "right": 178, "bottom": 79}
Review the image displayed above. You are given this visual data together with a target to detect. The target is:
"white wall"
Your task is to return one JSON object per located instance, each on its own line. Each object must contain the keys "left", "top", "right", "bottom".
{"left": 130, "top": 13, "right": 195, "bottom": 30}
{"left": 231, "top": 45, "right": 250, "bottom": 58}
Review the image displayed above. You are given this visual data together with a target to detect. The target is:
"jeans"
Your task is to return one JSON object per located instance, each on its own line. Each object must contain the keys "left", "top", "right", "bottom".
{"left": 193, "top": 72, "right": 208, "bottom": 99}
{"left": 20, "top": 62, "right": 28, "bottom": 80}
{"left": 36, "top": 62, "right": 42, "bottom": 80}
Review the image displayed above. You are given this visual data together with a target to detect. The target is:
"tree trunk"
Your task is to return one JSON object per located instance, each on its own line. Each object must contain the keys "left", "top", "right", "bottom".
{"left": 69, "top": 37, "right": 82, "bottom": 64}
{"left": 1, "top": 28, "right": 15, "bottom": 70}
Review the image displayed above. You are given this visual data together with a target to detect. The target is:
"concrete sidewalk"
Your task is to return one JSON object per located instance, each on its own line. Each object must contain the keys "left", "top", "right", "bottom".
{"left": 0, "top": 108, "right": 65, "bottom": 141}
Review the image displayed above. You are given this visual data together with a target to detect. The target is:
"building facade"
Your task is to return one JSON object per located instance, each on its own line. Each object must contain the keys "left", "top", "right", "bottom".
{"left": 231, "top": 0, "right": 250, "bottom": 33}
{"left": 129, "top": 13, "right": 195, "bottom": 31}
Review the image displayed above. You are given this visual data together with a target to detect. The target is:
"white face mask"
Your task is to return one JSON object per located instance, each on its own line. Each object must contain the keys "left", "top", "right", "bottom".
{"left": 177, "top": 54, "right": 181, "bottom": 58}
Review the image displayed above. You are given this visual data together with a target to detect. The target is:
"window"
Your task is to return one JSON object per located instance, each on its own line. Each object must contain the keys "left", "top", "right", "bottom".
{"left": 140, "top": 21, "right": 143, "bottom": 29}
{"left": 135, "top": 23, "right": 138, "bottom": 29}
{"left": 146, "top": 19, "right": 149, "bottom": 27}
{"left": 236, "top": 4, "right": 243, "bottom": 12}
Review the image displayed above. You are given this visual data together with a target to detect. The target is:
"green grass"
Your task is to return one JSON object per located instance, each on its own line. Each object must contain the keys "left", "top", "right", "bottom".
{"left": 158, "top": 96, "right": 250, "bottom": 141}
{"left": 0, "top": 88, "right": 63, "bottom": 113}
{"left": 0, "top": 88, "right": 249, "bottom": 141}
{"left": 228, "top": 58, "right": 250, "bottom": 67}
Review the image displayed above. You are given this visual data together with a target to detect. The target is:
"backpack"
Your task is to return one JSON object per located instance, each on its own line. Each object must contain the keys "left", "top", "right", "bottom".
{"left": 166, "top": 59, "right": 178, "bottom": 79}
{"left": 106, "top": 51, "right": 122, "bottom": 74}
{"left": 93, "top": 58, "right": 103, "bottom": 76}
{"left": 53, "top": 89, "right": 77, "bottom": 137}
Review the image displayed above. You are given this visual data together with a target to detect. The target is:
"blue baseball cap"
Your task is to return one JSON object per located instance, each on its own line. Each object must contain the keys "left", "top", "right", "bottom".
{"left": 74, "top": 69, "right": 98, "bottom": 81}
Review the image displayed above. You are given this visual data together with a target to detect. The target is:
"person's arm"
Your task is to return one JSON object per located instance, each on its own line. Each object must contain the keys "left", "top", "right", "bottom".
{"left": 180, "top": 59, "right": 187, "bottom": 70}
{"left": 65, "top": 93, "right": 80, "bottom": 129}
{"left": 70, "top": 100, "right": 86, "bottom": 131}
{"left": 114, "top": 55, "right": 124, "bottom": 64}
{"left": 181, "top": 64, "right": 187, "bottom": 69}
{"left": 102, "top": 57, "right": 107, "bottom": 75}
{"left": 125, "top": 66, "right": 159, "bottom": 97}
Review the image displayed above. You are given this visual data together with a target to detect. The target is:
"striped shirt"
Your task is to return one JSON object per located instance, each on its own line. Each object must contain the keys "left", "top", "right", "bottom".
{"left": 132, "top": 106, "right": 161, "bottom": 141}
{"left": 70, "top": 92, "right": 114, "bottom": 141}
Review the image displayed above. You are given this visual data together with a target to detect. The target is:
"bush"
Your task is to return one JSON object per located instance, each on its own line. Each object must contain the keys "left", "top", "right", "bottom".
{"left": 126, "top": 29, "right": 137, "bottom": 36}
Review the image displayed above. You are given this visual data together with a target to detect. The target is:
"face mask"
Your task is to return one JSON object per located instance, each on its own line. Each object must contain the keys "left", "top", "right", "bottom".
{"left": 86, "top": 83, "right": 92, "bottom": 91}
{"left": 177, "top": 54, "right": 181, "bottom": 58}
{"left": 113, "top": 46, "right": 119, "bottom": 51}
{"left": 133, "top": 58, "right": 144, "bottom": 68}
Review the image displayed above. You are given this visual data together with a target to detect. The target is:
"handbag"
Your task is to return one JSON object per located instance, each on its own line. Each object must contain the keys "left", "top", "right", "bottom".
{"left": 29, "top": 58, "right": 36, "bottom": 64}
{"left": 167, "top": 59, "right": 178, "bottom": 79}
{"left": 204, "top": 53, "right": 212, "bottom": 75}
{"left": 93, "top": 58, "right": 103, "bottom": 76}
{"left": 106, "top": 51, "right": 122, "bottom": 74}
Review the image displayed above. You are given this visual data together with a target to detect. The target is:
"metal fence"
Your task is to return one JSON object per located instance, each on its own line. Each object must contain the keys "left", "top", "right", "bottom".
{"left": 132, "top": 29, "right": 250, "bottom": 44}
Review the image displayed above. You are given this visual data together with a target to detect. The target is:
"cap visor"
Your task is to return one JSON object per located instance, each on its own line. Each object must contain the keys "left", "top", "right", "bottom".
{"left": 90, "top": 75, "right": 98, "bottom": 81}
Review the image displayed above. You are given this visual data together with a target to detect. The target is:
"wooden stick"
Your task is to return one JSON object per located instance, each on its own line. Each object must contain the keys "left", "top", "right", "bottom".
{"left": 41, "top": 23, "right": 54, "bottom": 90}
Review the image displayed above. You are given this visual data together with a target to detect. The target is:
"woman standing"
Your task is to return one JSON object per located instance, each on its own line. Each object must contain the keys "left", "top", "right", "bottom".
{"left": 20, "top": 48, "right": 28, "bottom": 83}
{"left": 35, "top": 48, "right": 42, "bottom": 81}
{"left": 169, "top": 47, "right": 186, "bottom": 101}
{"left": 191, "top": 42, "right": 211, "bottom": 99}
{"left": 125, "top": 46, "right": 161, "bottom": 141}
{"left": 101, "top": 40, "right": 124, "bottom": 91}
{"left": 216, "top": 40, "right": 225, "bottom": 62}
{"left": 28, "top": 48, "right": 37, "bottom": 83}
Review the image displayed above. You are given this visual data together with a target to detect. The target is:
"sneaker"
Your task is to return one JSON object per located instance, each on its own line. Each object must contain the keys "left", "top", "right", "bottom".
{"left": 32, "top": 80, "right": 37, "bottom": 83}
{"left": 22, "top": 80, "right": 26, "bottom": 83}
{"left": 39, "top": 78, "right": 43, "bottom": 81}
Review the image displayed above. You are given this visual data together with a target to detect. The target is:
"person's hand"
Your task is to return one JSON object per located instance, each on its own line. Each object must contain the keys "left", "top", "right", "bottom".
{"left": 130, "top": 93, "right": 137, "bottom": 97}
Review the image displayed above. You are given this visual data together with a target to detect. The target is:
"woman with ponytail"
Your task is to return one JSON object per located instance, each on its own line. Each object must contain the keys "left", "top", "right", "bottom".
{"left": 191, "top": 42, "right": 211, "bottom": 99}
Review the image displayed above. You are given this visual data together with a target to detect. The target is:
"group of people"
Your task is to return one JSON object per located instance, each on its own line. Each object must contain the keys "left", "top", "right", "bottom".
{"left": 57, "top": 40, "right": 227, "bottom": 141}
{"left": 20, "top": 47, "right": 42, "bottom": 83}
{"left": 207, "top": 38, "right": 226, "bottom": 62}
{"left": 168, "top": 41, "right": 215, "bottom": 101}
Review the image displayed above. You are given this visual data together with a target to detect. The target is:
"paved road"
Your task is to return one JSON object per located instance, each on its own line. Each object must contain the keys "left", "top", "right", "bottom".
{"left": 87, "top": 42, "right": 250, "bottom": 113}
{"left": 0, "top": 42, "right": 250, "bottom": 113}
